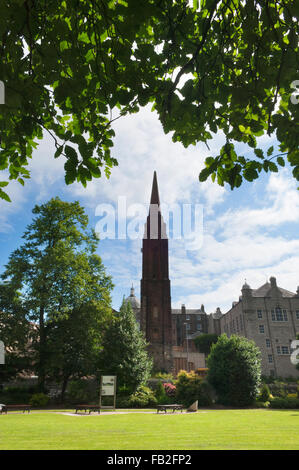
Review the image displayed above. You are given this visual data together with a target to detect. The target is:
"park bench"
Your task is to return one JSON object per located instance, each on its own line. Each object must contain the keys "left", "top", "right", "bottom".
{"left": 156, "top": 404, "right": 184, "bottom": 414}
{"left": 75, "top": 404, "right": 101, "bottom": 414}
{"left": 0, "top": 404, "right": 31, "bottom": 414}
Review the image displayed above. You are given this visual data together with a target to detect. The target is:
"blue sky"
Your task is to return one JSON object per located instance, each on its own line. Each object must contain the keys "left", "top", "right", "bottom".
{"left": 1, "top": 104, "right": 299, "bottom": 313}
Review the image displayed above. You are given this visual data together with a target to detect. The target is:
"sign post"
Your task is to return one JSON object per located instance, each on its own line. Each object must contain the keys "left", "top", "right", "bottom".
{"left": 99, "top": 376, "right": 117, "bottom": 412}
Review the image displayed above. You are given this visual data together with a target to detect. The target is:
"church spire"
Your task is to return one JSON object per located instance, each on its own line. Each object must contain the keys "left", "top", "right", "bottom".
{"left": 150, "top": 171, "right": 160, "bottom": 207}
{"left": 141, "top": 172, "right": 173, "bottom": 372}
{"left": 145, "top": 171, "right": 167, "bottom": 240}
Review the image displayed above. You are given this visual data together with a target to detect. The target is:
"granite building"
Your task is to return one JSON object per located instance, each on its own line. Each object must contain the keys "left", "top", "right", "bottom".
{"left": 124, "top": 172, "right": 299, "bottom": 378}
{"left": 221, "top": 277, "right": 299, "bottom": 378}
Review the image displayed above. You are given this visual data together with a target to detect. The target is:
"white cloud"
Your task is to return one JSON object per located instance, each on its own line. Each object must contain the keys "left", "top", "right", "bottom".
{"left": 168, "top": 169, "right": 299, "bottom": 312}
{"left": 1, "top": 103, "right": 298, "bottom": 318}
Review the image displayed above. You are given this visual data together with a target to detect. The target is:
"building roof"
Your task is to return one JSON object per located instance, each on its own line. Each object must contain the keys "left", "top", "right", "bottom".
{"left": 171, "top": 308, "right": 206, "bottom": 315}
{"left": 124, "top": 285, "right": 140, "bottom": 310}
{"left": 251, "top": 281, "right": 296, "bottom": 298}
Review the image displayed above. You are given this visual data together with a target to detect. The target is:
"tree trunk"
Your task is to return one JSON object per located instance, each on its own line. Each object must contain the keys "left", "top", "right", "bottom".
{"left": 60, "top": 375, "right": 70, "bottom": 403}
{"left": 37, "top": 305, "right": 46, "bottom": 392}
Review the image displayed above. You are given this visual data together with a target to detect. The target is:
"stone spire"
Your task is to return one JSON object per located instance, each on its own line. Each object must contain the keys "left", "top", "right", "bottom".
{"left": 140, "top": 171, "right": 173, "bottom": 372}
{"left": 150, "top": 170, "right": 160, "bottom": 207}
{"left": 144, "top": 171, "right": 167, "bottom": 240}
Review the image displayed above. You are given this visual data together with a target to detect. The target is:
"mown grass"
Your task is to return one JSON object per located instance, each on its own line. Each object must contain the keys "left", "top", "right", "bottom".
{"left": 0, "top": 409, "right": 299, "bottom": 450}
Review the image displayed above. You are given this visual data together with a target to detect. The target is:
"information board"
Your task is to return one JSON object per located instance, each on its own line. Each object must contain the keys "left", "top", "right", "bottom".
{"left": 101, "top": 376, "right": 116, "bottom": 396}
{"left": 99, "top": 375, "right": 117, "bottom": 411}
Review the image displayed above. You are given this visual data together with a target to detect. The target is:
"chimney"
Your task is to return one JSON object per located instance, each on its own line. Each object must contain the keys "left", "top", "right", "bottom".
{"left": 270, "top": 276, "right": 277, "bottom": 288}
{"left": 181, "top": 304, "right": 186, "bottom": 314}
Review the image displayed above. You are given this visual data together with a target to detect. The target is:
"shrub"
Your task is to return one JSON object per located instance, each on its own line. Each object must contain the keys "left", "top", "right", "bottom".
{"left": 154, "top": 381, "right": 171, "bottom": 404}
{"left": 194, "top": 333, "right": 219, "bottom": 355}
{"left": 163, "top": 382, "right": 176, "bottom": 398}
{"left": 175, "top": 370, "right": 213, "bottom": 408}
{"left": 269, "top": 397, "right": 299, "bottom": 409}
{"left": 254, "top": 400, "right": 270, "bottom": 408}
{"left": 270, "top": 382, "right": 288, "bottom": 398}
{"left": 29, "top": 393, "right": 49, "bottom": 407}
{"left": 207, "top": 334, "right": 261, "bottom": 407}
{"left": 66, "top": 380, "right": 94, "bottom": 404}
{"left": 153, "top": 372, "right": 174, "bottom": 381}
{"left": 258, "top": 384, "right": 271, "bottom": 402}
{"left": 116, "top": 395, "right": 130, "bottom": 408}
{"left": 128, "top": 385, "right": 157, "bottom": 408}
{"left": 0, "top": 386, "right": 38, "bottom": 404}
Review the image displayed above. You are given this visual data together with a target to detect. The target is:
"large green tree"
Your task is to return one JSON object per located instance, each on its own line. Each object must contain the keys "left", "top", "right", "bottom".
{"left": 100, "top": 299, "right": 152, "bottom": 393}
{"left": 0, "top": 197, "right": 113, "bottom": 391}
{"left": 0, "top": 283, "right": 31, "bottom": 381}
{"left": 0, "top": 0, "right": 298, "bottom": 201}
{"left": 207, "top": 334, "right": 261, "bottom": 407}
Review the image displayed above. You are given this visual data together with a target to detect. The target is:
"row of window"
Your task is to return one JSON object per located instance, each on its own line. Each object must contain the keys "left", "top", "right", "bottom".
{"left": 268, "top": 346, "right": 290, "bottom": 363}
{"left": 223, "top": 315, "right": 244, "bottom": 335}
{"left": 257, "top": 308, "right": 299, "bottom": 321}
{"left": 185, "top": 322, "right": 202, "bottom": 332}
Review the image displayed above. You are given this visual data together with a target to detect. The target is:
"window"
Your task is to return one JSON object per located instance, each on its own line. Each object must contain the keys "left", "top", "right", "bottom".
{"left": 259, "top": 325, "right": 265, "bottom": 334}
{"left": 276, "top": 308, "right": 283, "bottom": 321}
{"left": 266, "top": 339, "right": 271, "bottom": 348}
{"left": 296, "top": 310, "right": 299, "bottom": 320}
{"left": 268, "top": 355, "right": 273, "bottom": 363}
{"left": 257, "top": 309, "right": 263, "bottom": 319}
{"left": 276, "top": 346, "right": 290, "bottom": 355}
{"left": 196, "top": 322, "right": 202, "bottom": 331}
{"left": 271, "top": 307, "right": 288, "bottom": 322}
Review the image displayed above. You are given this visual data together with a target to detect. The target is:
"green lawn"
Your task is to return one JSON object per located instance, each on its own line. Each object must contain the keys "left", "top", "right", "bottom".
{"left": 0, "top": 409, "right": 299, "bottom": 450}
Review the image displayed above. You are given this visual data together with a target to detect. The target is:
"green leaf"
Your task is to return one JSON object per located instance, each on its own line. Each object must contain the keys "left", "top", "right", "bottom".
{"left": 0, "top": 188, "right": 11, "bottom": 202}
{"left": 54, "top": 146, "right": 64, "bottom": 159}
{"left": 267, "top": 146, "right": 274, "bottom": 157}
{"left": 254, "top": 149, "right": 264, "bottom": 159}
{"left": 64, "top": 145, "right": 78, "bottom": 164}
{"left": 268, "top": 162, "right": 278, "bottom": 173}
{"left": 277, "top": 156, "right": 285, "bottom": 167}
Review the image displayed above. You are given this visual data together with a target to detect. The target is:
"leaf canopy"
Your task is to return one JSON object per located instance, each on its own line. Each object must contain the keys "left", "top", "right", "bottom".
{"left": 0, "top": 0, "right": 298, "bottom": 199}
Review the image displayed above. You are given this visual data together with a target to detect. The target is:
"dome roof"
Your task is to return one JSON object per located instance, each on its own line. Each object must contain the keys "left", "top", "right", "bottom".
{"left": 242, "top": 280, "right": 251, "bottom": 290}
{"left": 125, "top": 285, "right": 140, "bottom": 310}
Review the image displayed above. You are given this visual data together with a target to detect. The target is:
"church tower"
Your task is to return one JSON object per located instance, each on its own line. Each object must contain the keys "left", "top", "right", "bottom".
{"left": 140, "top": 171, "right": 173, "bottom": 372}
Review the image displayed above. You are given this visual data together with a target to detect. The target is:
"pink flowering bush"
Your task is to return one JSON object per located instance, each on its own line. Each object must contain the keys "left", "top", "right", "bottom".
{"left": 163, "top": 382, "right": 176, "bottom": 398}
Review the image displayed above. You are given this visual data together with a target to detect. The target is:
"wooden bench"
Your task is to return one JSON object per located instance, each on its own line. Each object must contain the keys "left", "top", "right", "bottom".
{"left": 75, "top": 405, "right": 101, "bottom": 414}
{"left": 0, "top": 404, "right": 31, "bottom": 414}
{"left": 157, "top": 404, "right": 184, "bottom": 414}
